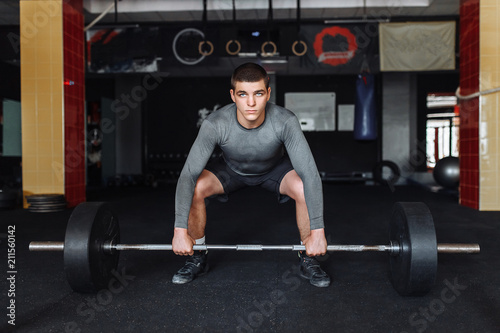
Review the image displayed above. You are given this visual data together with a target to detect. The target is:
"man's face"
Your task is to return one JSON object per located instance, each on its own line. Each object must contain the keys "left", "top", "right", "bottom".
{"left": 230, "top": 79, "right": 271, "bottom": 129}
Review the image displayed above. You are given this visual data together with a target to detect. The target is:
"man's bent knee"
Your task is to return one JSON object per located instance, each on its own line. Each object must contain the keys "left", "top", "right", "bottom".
{"left": 194, "top": 170, "right": 224, "bottom": 200}
{"left": 193, "top": 182, "right": 213, "bottom": 202}
{"left": 281, "top": 171, "right": 305, "bottom": 202}
{"left": 292, "top": 186, "right": 306, "bottom": 204}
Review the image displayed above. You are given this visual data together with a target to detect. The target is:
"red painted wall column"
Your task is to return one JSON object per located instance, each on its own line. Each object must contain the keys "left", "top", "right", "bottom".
{"left": 63, "top": 0, "right": 85, "bottom": 206}
{"left": 459, "top": 0, "right": 480, "bottom": 209}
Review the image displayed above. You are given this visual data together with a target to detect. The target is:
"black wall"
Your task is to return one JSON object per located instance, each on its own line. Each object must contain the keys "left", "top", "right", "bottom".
{"left": 144, "top": 74, "right": 380, "bottom": 175}
{"left": 145, "top": 76, "right": 232, "bottom": 156}
{"left": 277, "top": 74, "right": 379, "bottom": 174}
{"left": 0, "top": 61, "right": 21, "bottom": 184}
{"left": 0, "top": 59, "right": 23, "bottom": 169}
{"left": 0, "top": 62, "right": 20, "bottom": 102}
{"left": 86, "top": 77, "right": 115, "bottom": 102}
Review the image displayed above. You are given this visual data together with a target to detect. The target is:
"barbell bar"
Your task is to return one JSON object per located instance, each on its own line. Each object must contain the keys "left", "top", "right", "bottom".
{"left": 29, "top": 241, "right": 480, "bottom": 254}
{"left": 28, "top": 201, "right": 481, "bottom": 296}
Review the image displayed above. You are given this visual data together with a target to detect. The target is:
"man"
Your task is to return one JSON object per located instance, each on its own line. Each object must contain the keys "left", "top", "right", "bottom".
{"left": 172, "top": 62, "right": 330, "bottom": 287}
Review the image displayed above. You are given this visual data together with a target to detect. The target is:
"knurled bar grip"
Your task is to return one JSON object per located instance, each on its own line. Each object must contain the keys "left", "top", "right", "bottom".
{"left": 28, "top": 241, "right": 480, "bottom": 254}
{"left": 112, "top": 244, "right": 393, "bottom": 252}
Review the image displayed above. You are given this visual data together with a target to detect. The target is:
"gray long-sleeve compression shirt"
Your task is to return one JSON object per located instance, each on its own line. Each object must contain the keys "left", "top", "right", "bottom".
{"left": 174, "top": 102, "right": 324, "bottom": 230}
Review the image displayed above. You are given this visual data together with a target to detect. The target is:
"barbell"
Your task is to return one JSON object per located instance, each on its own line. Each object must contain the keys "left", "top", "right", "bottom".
{"left": 29, "top": 202, "right": 480, "bottom": 296}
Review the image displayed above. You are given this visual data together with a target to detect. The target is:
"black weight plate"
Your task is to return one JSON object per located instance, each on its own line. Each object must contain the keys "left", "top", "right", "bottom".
{"left": 389, "top": 202, "right": 437, "bottom": 296}
{"left": 64, "top": 202, "right": 120, "bottom": 293}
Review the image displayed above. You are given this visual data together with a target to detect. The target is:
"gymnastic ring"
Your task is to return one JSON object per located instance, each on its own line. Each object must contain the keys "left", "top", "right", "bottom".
{"left": 292, "top": 40, "right": 307, "bottom": 56}
{"left": 261, "top": 41, "right": 277, "bottom": 57}
{"left": 225, "top": 40, "right": 241, "bottom": 56}
{"left": 199, "top": 40, "right": 214, "bottom": 56}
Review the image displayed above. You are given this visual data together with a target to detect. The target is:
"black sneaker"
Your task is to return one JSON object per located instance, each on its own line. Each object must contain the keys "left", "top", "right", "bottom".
{"left": 172, "top": 251, "right": 209, "bottom": 284}
{"left": 298, "top": 251, "right": 331, "bottom": 288}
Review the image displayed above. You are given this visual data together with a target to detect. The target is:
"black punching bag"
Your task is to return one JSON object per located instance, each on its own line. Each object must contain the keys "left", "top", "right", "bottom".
{"left": 354, "top": 73, "right": 377, "bottom": 141}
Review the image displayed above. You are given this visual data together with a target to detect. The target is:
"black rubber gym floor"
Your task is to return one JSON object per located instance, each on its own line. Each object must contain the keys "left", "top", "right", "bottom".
{"left": 1, "top": 183, "right": 499, "bottom": 333}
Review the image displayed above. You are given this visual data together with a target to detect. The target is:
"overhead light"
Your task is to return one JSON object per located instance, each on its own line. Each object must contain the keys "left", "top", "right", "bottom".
{"left": 261, "top": 59, "right": 288, "bottom": 64}
{"left": 85, "top": 1, "right": 433, "bottom": 13}
{"left": 84, "top": 2, "right": 115, "bottom": 31}
{"left": 238, "top": 52, "right": 258, "bottom": 57}
{"left": 87, "top": 24, "right": 140, "bottom": 31}
{"left": 324, "top": 18, "right": 390, "bottom": 24}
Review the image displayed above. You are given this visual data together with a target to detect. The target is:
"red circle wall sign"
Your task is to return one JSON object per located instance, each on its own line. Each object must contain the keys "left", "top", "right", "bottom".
{"left": 313, "top": 26, "right": 358, "bottom": 66}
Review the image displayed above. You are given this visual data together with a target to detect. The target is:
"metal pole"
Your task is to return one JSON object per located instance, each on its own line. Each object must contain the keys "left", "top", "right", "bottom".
{"left": 29, "top": 241, "right": 64, "bottom": 251}
{"left": 28, "top": 241, "right": 481, "bottom": 254}
{"left": 437, "top": 243, "right": 480, "bottom": 254}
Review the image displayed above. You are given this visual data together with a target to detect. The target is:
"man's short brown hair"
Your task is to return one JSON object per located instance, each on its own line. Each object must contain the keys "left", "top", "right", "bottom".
{"left": 231, "top": 62, "right": 269, "bottom": 90}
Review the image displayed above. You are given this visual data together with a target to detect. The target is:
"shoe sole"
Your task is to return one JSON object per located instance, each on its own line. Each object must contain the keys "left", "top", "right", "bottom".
{"left": 172, "top": 264, "right": 209, "bottom": 285}
{"left": 299, "top": 272, "right": 331, "bottom": 288}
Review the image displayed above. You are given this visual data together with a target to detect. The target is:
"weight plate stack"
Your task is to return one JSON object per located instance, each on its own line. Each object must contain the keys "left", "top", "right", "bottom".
{"left": 26, "top": 194, "right": 67, "bottom": 213}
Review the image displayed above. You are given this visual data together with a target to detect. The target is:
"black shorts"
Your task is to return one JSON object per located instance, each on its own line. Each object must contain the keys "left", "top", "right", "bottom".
{"left": 205, "top": 155, "right": 294, "bottom": 203}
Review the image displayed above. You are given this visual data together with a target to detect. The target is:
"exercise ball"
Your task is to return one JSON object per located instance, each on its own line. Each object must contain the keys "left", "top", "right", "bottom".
{"left": 433, "top": 157, "right": 459, "bottom": 188}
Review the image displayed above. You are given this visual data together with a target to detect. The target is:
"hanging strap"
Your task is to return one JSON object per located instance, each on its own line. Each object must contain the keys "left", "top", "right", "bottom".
{"left": 202, "top": 0, "right": 208, "bottom": 40}
{"left": 226, "top": 0, "right": 241, "bottom": 55}
{"left": 232, "top": 0, "right": 236, "bottom": 23}
{"left": 291, "top": 0, "right": 307, "bottom": 56}
{"left": 296, "top": 0, "right": 301, "bottom": 39}
{"left": 199, "top": 0, "right": 214, "bottom": 56}
{"left": 267, "top": 0, "right": 273, "bottom": 41}
{"left": 261, "top": 0, "right": 276, "bottom": 56}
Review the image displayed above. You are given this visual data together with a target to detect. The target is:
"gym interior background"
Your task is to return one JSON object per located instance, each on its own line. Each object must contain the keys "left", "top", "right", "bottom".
{"left": 0, "top": 0, "right": 499, "bottom": 332}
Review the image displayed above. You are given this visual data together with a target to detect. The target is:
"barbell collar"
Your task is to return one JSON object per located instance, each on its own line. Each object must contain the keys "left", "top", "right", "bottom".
{"left": 29, "top": 241, "right": 481, "bottom": 254}
{"left": 389, "top": 240, "right": 400, "bottom": 257}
